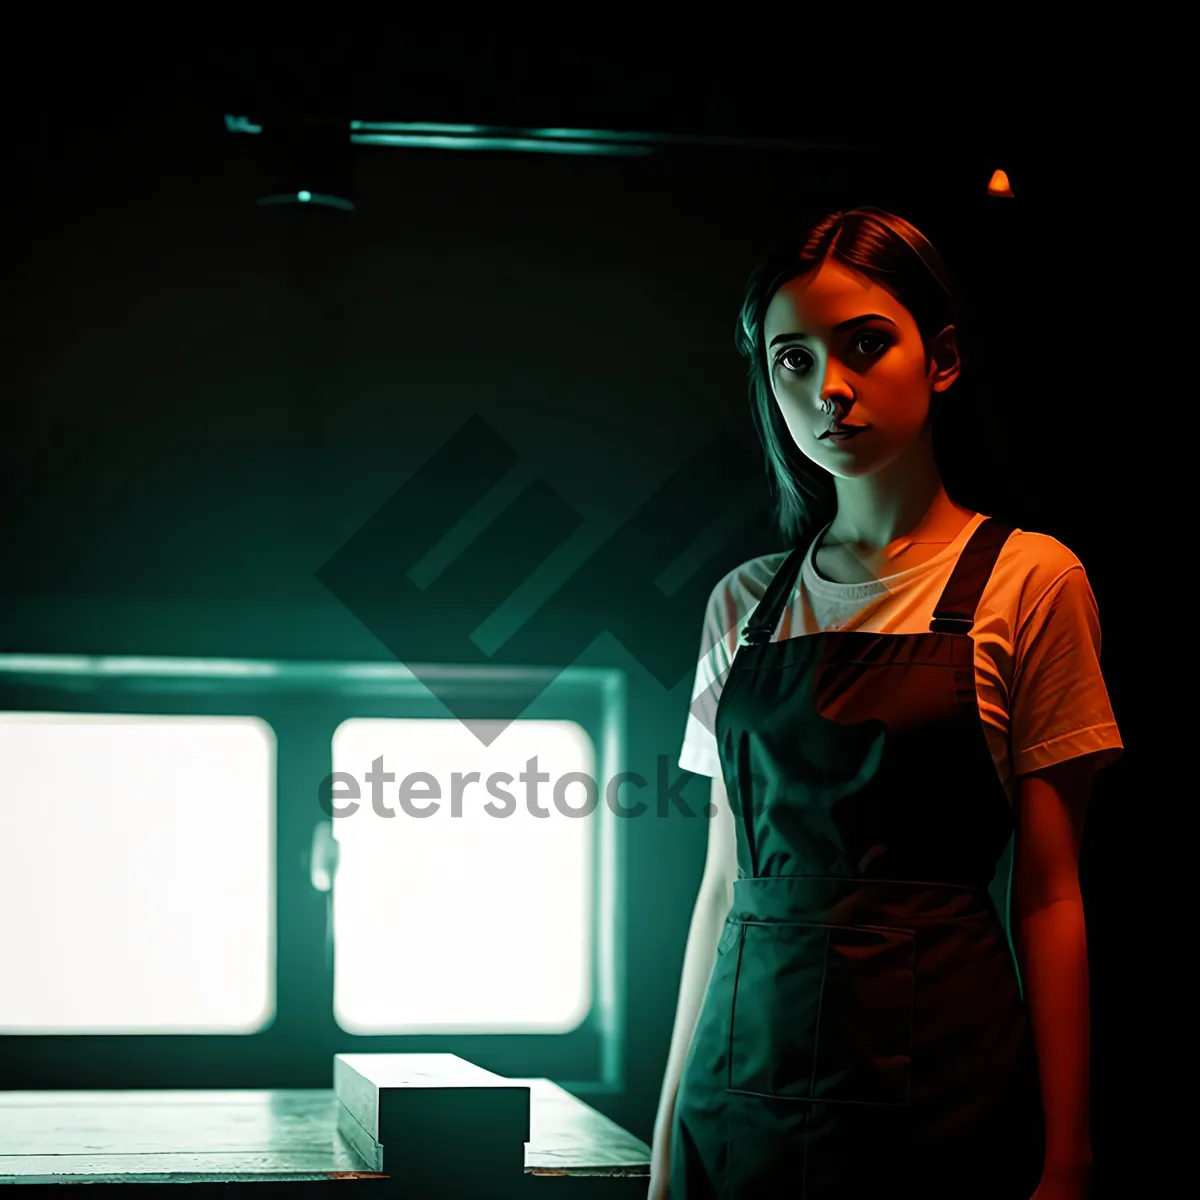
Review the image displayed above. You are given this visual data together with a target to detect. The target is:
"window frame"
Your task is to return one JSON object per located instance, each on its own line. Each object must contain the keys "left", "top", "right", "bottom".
{"left": 0, "top": 654, "right": 627, "bottom": 1095}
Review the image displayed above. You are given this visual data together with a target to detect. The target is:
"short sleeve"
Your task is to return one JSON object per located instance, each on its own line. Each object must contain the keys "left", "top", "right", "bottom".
{"left": 677, "top": 573, "right": 744, "bottom": 777}
{"left": 1010, "top": 564, "right": 1124, "bottom": 777}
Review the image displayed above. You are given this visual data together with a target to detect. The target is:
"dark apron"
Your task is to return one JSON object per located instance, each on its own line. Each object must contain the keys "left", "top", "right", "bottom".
{"left": 671, "top": 518, "right": 1045, "bottom": 1199}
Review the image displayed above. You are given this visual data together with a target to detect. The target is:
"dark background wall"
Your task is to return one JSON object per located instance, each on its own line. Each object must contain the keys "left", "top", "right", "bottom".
{"left": 0, "top": 3, "right": 1181, "bottom": 1190}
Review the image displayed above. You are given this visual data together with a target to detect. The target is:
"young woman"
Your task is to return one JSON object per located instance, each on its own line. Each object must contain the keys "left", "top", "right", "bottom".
{"left": 649, "top": 208, "right": 1123, "bottom": 1199}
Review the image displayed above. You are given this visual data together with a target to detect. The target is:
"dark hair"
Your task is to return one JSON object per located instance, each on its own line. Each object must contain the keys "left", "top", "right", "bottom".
{"left": 734, "top": 206, "right": 967, "bottom": 548}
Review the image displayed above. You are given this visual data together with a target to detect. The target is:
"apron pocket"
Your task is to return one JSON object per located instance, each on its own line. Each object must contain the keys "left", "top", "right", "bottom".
{"left": 727, "top": 922, "right": 914, "bottom": 1107}
{"left": 715, "top": 915, "right": 740, "bottom": 958}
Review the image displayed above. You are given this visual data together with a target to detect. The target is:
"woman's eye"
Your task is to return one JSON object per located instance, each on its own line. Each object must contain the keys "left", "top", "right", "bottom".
{"left": 776, "top": 349, "right": 813, "bottom": 374}
{"left": 775, "top": 335, "right": 885, "bottom": 374}
{"left": 853, "top": 332, "right": 888, "bottom": 357}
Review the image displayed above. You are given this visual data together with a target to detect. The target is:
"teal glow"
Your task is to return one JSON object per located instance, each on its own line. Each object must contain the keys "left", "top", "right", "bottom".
{"left": 525, "top": 126, "right": 651, "bottom": 143}
{"left": 0, "top": 653, "right": 614, "bottom": 690}
{"left": 226, "top": 115, "right": 854, "bottom": 157}
{"left": 255, "top": 192, "right": 355, "bottom": 211}
{"left": 347, "top": 121, "right": 845, "bottom": 153}
{"left": 351, "top": 132, "right": 651, "bottom": 157}
{"left": 0, "top": 654, "right": 94, "bottom": 674}
{"left": 223, "top": 114, "right": 263, "bottom": 134}
{"left": 349, "top": 120, "right": 489, "bottom": 135}
{"left": 97, "top": 657, "right": 282, "bottom": 677}
{"left": 0, "top": 654, "right": 280, "bottom": 678}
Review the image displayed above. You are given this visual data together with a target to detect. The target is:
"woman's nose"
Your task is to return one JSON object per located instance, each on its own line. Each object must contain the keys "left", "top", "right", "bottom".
{"left": 820, "top": 389, "right": 852, "bottom": 420}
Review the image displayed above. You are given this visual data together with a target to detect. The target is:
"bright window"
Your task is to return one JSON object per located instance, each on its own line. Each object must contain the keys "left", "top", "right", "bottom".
{"left": 0, "top": 712, "right": 275, "bottom": 1033}
{"left": 330, "top": 718, "right": 595, "bottom": 1034}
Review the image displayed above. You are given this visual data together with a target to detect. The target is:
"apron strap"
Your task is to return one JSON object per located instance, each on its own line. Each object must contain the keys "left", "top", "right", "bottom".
{"left": 742, "top": 544, "right": 806, "bottom": 645}
{"left": 928, "top": 517, "right": 1016, "bottom": 633}
{"left": 741, "top": 516, "right": 1017, "bottom": 645}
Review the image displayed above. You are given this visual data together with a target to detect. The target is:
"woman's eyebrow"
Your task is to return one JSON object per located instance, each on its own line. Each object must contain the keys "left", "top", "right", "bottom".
{"left": 767, "top": 313, "right": 897, "bottom": 348}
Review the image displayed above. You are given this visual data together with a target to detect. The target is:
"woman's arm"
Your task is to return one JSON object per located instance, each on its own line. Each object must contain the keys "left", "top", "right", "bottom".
{"left": 1012, "top": 753, "right": 1099, "bottom": 1196}
{"left": 648, "top": 773, "right": 737, "bottom": 1197}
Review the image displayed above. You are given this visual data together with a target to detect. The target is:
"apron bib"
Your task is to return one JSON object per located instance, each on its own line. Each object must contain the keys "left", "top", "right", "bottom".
{"left": 671, "top": 518, "right": 1045, "bottom": 1199}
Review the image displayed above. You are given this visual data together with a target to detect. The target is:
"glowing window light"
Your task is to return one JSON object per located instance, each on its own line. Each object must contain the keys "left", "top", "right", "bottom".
{"left": 0, "top": 712, "right": 275, "bottom": 1033}
{"left": 330, "top": 718, "right": 594, "bottom": 1035}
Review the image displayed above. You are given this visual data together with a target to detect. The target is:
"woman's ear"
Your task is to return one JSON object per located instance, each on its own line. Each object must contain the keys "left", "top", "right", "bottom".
{"left": 928, "top": 324, "right": 962, "bottom": 393}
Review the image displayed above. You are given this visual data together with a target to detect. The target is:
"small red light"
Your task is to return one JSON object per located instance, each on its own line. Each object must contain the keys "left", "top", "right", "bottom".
{"left": 987, "top": 169, "right": 1014, "bottom": 198}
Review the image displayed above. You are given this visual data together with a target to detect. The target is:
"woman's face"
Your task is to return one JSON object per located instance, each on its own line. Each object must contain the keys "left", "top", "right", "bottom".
{"left": 762, "top": 259, "right": 958, "bottom": 479}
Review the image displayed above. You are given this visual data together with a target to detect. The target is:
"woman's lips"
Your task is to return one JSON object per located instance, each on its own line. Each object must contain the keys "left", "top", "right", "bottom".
{"left": 819, "top": 424, "right": 870, "bottom": 440}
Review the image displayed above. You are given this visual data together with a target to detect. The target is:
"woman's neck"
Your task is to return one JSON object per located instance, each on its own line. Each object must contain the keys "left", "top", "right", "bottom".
{"left": 824, "top": 427, "right": 970, "bottom": 553}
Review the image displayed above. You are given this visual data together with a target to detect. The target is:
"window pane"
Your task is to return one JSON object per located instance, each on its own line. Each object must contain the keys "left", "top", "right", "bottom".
{"left": 331, "top": 718, "right": 594, "bottom": 1034}
{"left": 0, "top": 713, "right": 275, "bottom": 1033}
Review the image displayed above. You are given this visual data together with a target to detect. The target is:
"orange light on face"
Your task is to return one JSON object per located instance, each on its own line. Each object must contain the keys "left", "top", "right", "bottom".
{"left": 987, "top": 169, "right": 1014, "bottom": 198}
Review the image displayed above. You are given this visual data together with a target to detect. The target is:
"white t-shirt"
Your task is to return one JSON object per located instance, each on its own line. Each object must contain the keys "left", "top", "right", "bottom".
{"left": 678, "top": 511, "right": 1124, "bottom": 807}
